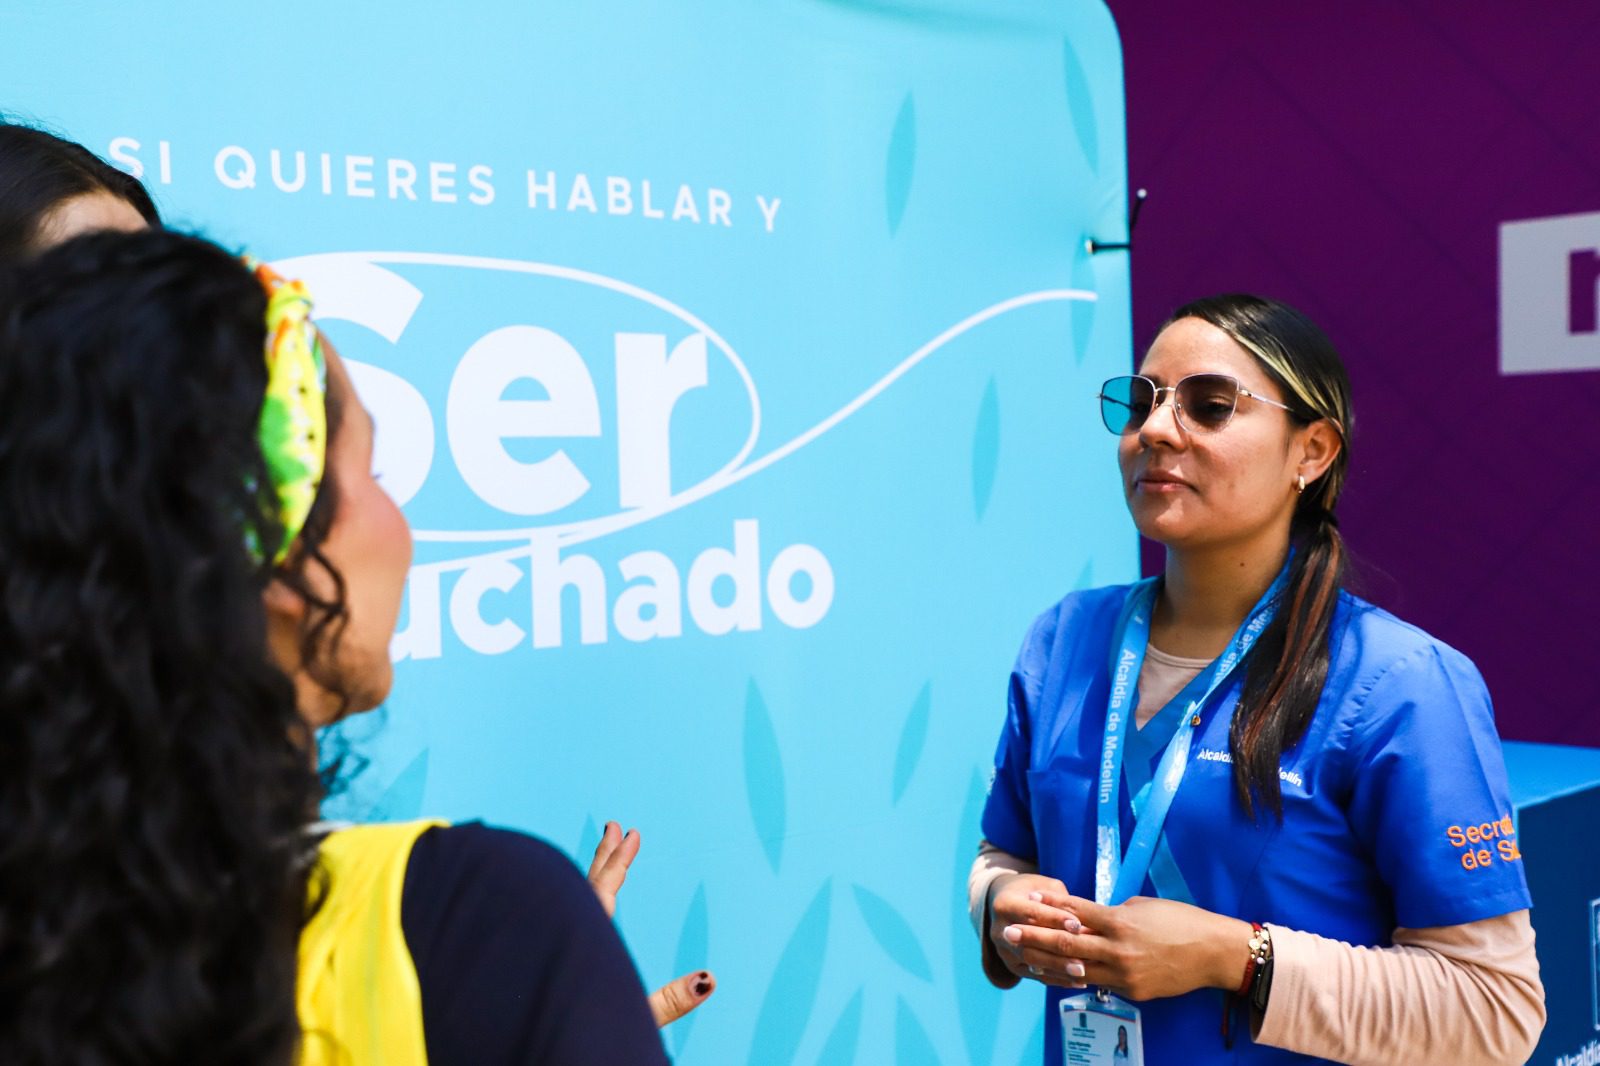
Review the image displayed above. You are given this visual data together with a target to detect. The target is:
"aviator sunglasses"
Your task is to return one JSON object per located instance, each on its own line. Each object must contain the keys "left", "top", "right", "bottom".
{"left": 1097, "top": 373, "right": 1294, "bottom": 436}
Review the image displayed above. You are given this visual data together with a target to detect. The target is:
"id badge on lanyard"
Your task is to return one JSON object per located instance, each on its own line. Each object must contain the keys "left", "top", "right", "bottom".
{"left": 1060, "top": 990, "right": 1143, "bottom": 1066}
{"left": 1063, "top": 571, "right": 1282, "bottom": 1066}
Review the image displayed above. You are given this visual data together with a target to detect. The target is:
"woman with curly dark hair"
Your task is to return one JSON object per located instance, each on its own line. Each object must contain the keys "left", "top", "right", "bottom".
{"left": 0, "top": 119, "right": 158, "bottom": 259}
{"left": 0, "top": 228, "right": 671, "bottom": 1065}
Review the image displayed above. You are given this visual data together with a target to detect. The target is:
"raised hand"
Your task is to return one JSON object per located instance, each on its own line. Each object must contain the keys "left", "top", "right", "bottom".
{"left": 586, "top": 821, "right": 719, "bottom": 1028}
{"left": 586, "top": 820, "right": 641, "bottom": 919}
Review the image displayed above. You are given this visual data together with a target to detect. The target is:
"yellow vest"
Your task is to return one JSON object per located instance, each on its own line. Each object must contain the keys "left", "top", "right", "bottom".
{"left": 297, "top": 819, "right": 446, "bottom": 1066}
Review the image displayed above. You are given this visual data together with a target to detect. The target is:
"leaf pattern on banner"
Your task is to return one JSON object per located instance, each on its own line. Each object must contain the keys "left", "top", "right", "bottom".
{"left": 885, "top": 93, "right": 917, "bottom": 236}
{"left": 951, "top": 769, "right": 1002, "bottom": 1064}
{"left": 1061, "top": 38, "right": 1099, "bottom": 173}
{"left": 576, "top": 814, "right": 600, "bottom": 870}
{"left": 814, "top": 986, "right": 865, "bottom": 1066}
{"left": 895, "top": 997, "right": 942, "bottom": 1065}
{"left": 971, "top": 376, "right": 1001, "bottom": 521}
{"left": 747, "top": 881, "right": 833, "bottom": 1066}
{"left": 891, "top": 682, "right": 932, "bottom": 805}
{"left": 1070, "top": 238, "right": 1097, "bottom": 364}
{"left": 671, "top": 883, "right": 711, "bottom": 1057}
{"left": 366, "top": 749, "right": 429, "bottom": 822}
{"left": 1019, "top": 1017, "right": 1045, "bottom": 1065}
{"left": 743, "top": 678, "right": 788, "bottom": 873}
{"left": 853, "top": 885, "right": 933, "bottom": 981}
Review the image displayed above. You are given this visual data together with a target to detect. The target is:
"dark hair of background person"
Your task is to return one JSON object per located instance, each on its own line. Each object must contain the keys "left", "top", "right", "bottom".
{"left": 0, "top": 120, "right": 160, "bottom": 261}
{"left": 1161, "top": 294, "right": 1354, "bottom": 820}
{"left": 0, "top": 229, "right": 351, "bottom": 1064}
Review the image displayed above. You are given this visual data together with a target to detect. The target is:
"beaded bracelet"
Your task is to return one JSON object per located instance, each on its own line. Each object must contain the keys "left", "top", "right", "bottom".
{"left": 1236, "top": 922, "right": 1271, "bottom": 997}
{"left": 1222, "top": 922, "right": 1274, "bottom": 1048}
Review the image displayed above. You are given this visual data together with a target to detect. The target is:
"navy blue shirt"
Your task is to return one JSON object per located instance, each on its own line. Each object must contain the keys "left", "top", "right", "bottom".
{"left": 400, "top": 823, "right": 670, "bottom": 1066}
{"left": 982, "top": 585, "right": 1531, "bottom": 1065}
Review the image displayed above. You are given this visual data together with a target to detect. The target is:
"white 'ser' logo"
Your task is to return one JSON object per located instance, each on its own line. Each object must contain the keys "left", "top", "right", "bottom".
{"left": 271, "top": 252, "right": 1094, "bottom": 659}
{"left": 272, "top": 252, "right": 759, "bottom": 532}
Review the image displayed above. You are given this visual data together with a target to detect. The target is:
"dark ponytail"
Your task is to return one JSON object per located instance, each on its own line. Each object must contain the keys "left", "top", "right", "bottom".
{"left": 1164, "top": 295, "right": 1354, "bottom": 820}
{"left": 1229, "top": 506, "right": 1347, "bottom": 818}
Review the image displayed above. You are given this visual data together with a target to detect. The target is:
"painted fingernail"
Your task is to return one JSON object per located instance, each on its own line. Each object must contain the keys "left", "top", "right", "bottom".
{"left": 1003, "top": 925, "right": 1022, "bottom": 944}
{"left": 694, "top": 973, "right": 712, "bottom": 997}
{"left": 1067, "top": 961, "right": 1086, "bottom": 978}
{"left": 1028, "top": 891, "right": 1044, "bottom": 902}
{"left": 1064, "top": 917, "right": 1082, "bottom": 933}
{"left": 1071, "top": 981, "right": 1088, "bottom": 989}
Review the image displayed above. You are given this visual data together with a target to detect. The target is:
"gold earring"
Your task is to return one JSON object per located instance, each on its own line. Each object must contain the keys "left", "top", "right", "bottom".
{"left": 1295, "top": 474, "right": 1306, "bottom": 494}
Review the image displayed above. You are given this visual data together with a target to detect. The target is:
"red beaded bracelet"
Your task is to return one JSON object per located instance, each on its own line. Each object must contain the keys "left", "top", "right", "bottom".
{"left": 1236, "top": 922, "right": 1268, "bottom": 997}
{"left": 1222, "top": 922, "right": 1273, "bottom": 1048}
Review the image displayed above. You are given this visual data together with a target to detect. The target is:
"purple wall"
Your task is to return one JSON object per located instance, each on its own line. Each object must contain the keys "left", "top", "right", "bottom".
{"left": 1106, "top": 2, "right": 1600, "bottom": 745}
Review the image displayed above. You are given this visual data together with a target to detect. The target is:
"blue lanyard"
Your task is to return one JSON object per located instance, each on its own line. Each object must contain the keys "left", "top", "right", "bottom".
{"left": 1093, "top": 571, "right": 1285, "bottom": 906}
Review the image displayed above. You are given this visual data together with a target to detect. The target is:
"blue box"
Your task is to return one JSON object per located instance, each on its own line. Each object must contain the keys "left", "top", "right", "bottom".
{"left": 1505, "top": 741, "right": 1600, "bottom": 1065}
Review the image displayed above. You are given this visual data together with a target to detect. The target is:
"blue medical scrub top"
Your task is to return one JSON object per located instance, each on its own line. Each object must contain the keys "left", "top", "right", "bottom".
{"left": 981, "top": 584, "right": 1531, "bottom": 1066}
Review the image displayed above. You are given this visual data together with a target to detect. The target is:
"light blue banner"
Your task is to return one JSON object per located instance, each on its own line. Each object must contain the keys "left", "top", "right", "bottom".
{"left": 4, "top": 2, "right": 1134, "bottom": 1060}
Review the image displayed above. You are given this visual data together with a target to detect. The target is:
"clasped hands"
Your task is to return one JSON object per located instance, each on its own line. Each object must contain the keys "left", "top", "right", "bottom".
{"left": 988, "top": 874, "right": 1252, "bottom": 1002}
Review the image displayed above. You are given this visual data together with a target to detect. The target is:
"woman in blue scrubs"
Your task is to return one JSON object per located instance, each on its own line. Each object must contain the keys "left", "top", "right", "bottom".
{"left": 974, "top": 295, "right": 1543, "bottom": 1064}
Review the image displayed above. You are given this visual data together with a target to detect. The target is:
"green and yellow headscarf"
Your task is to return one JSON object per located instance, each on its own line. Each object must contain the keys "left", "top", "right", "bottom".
{"left": 245, "top": 259, "right": 327, "bottom": 565}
